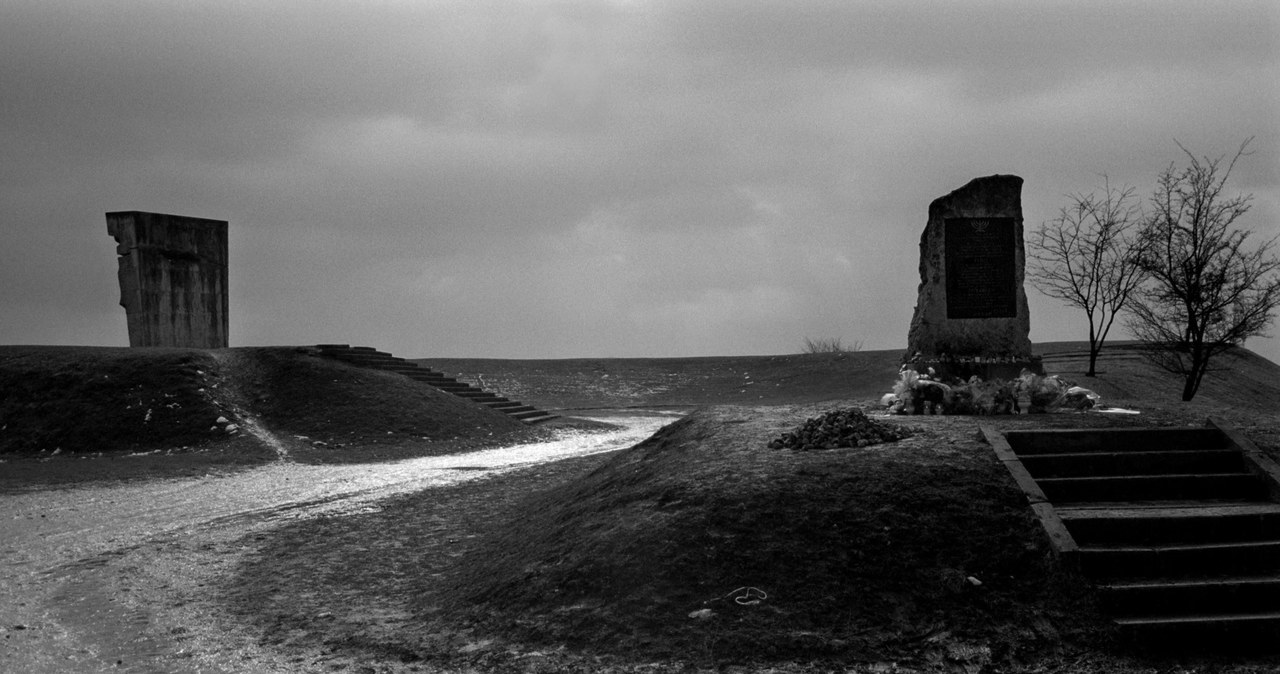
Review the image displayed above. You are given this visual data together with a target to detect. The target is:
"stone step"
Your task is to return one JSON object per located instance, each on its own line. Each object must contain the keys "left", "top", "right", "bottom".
{"left": 1109, "top": 611, "right": 1280, "bottom": 652}
{"left": 431, "top": 382, "right": 473, "bottom": 391}
{"left": 988, "top": 420, "right": 1280, "bottom": 638}
{"left": 315, "top": 344, "right": 556, "bottom": 425}
{"left": 1005, "top": 427, "right": 1229, "bottom": 455}
{"left": 1059, "top": 503, "right": 1280, "bottom": 546}
{"left": 333, "top": 353, "right": 403, "bottom": 364}
{"left": 1113, "top": 610, "right": 1280, "bottom": 630}
{"left": 452, "top": 389, "right": 498, "bottom": 399}
{"left": 1038, "top": 473, "right": 1267, "bottom": 504}
{"left": 509, "top": 409, "right": 557, "bottom": 422}
{"left": 401, "top": 371, "right": 451, "bottom": 381}
{"left": 379, "top": 363, "right": 434, "bottom": 372}
{"left": 1100, "top": 575, "right": 1280, "bottom": 618}
{"left": 404, "top": 375, "right": 449, "bottom": 383}
{"left": 1019, "top": 449, "right": 1246, "bottom": 479}
{"left": 1080, "top": 539, "right": 1280, "bottom": 580}
{"left": 329, "top": 356, "right": 405, "bottom": 369}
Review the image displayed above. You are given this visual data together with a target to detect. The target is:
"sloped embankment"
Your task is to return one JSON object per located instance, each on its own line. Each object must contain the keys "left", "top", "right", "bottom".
{"left": 0, "top": 346, "right": 225, "bottom": 454}
{"left": 426, "top": 406, "right": 1109, "bottom": 666}
{"left": 0, "top": 346, "right": 533, "bottom": 455}
{"left": 215, "top": 347, "right": 531, "bottom": 448}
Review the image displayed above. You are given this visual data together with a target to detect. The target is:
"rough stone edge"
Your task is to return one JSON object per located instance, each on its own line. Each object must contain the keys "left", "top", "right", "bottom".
{"left": 980, "top": 425, "right": 1080, "bottom": 567}
{"left": 906, "top": 174, "right": 1033, "bottom": 361}
{"left": 1209, "top": 416, "right": 1280, "bottom": 503}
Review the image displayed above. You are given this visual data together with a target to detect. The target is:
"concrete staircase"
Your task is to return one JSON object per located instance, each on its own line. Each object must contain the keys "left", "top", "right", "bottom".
{"left": 984, "top": 419, "right": 1280, "bottom": 639}
{"left": 315, "top": 344, "right": 558, "bottom": 425}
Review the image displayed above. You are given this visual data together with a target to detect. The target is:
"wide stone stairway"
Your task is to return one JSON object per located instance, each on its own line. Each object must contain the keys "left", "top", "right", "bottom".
{"left": 984, "top": 420, "right": 1280, "bottom": 638}
{"left": 315, "top": 344, "right": 558, "bottom": 425}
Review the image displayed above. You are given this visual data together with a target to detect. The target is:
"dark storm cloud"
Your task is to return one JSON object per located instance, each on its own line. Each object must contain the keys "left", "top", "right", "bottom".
{"left": 0, "top": 1, "right": 1276, "bottom": 360}
{"left": 662, "top": 1, "right": 1274, "bottom": 84}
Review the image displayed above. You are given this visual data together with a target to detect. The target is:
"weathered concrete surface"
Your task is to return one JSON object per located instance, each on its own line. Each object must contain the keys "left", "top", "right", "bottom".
{"left": 905, "top": 175, "right": 1034, "bottom": 361}
{"left": 107, "top": 211, "right": 228, "bottom": 348}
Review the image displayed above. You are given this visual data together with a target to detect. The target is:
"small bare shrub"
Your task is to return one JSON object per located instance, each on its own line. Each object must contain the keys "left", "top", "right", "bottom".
{"left": 802, "top": 337, "right": 863, "bottom": 354}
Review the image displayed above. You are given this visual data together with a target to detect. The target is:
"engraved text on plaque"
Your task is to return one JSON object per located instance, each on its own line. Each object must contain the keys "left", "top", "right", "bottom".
{"left": 944, "top": 217, "right": 1017, "bottom": 319}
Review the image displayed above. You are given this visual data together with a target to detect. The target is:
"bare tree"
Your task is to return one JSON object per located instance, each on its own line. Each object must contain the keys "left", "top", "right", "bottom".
{"left": 1028, "top": 178, "right": 1147, "bottom": 376}
{"left": 1127, "top": 138, "right": 1280, "bottom": 401}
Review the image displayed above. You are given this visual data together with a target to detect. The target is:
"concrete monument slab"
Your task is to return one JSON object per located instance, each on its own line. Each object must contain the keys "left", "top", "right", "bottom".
{"left": 107, "top": 211, "right": 228, "bottom": 348}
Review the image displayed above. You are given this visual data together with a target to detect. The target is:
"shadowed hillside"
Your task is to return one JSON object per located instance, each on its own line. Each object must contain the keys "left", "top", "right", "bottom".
{"left": 5, "top": 342, "right": 1274, "bottom": 459}
{"left": 0, "top": 346, "right": 538, "bottom": 457}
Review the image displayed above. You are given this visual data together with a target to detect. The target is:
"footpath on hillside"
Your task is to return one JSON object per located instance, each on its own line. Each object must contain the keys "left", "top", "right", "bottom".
{"left": 0, "top": 414, "right": 672, "bottom": 673}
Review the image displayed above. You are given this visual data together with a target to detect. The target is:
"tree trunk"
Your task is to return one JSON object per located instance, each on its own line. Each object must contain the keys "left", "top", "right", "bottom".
{"left": 1182, "top": 356, "right": 1207, "bottom": 401}
{"left": 1181, "top": 374, "right": 1198, "bottom": 402}
{"left": 1086, "top": 325, "right": 1099, "bottom": 377}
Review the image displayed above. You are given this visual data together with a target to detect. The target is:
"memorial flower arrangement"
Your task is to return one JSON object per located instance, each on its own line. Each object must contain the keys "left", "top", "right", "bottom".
{"left": 884, "top": 367, "right": 952, "bottom": 415}
{"left": 1018, "top": 371, "right": 1100, "bottom": 412}
{"left": 882, "top": 367, "right": 1098, "bottom": 415}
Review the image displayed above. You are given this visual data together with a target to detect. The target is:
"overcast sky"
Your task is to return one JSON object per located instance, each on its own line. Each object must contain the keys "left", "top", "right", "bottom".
{"left": 2, "top": 1, "right": 1277, "bottom": 365}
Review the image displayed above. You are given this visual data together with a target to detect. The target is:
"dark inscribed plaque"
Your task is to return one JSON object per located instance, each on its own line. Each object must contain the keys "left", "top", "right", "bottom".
{"left": 945, "top": 217, "right": 1017, "bottom": 319}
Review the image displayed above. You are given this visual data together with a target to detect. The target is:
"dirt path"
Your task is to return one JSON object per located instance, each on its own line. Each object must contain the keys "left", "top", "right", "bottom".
{"left": 0, "top": 413, "right": 675, "bottom": 673}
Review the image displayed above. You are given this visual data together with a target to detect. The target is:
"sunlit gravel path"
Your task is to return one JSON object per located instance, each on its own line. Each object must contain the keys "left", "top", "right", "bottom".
{"left": 0, "top": 414, "right": 673, "bottom": 673}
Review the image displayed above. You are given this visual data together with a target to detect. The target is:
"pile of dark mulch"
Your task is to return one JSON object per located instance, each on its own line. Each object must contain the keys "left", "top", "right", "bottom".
{"left": 768, "top": 406, "right": 910, "bottom": 450}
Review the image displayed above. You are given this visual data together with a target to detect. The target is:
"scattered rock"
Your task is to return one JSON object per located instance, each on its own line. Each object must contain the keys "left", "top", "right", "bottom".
{"left": 458, "top": 639, "right": 494, "bottom": 653}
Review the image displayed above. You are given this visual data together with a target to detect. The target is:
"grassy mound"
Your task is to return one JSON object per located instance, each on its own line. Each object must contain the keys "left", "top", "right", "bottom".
{"left": 430, "top": 407, "right": 1107, "bottom": 667}
{"left": 0, "top": 346, "right": 534, "bottom": 456}
{"left": 420, "top": 343, "right": 1280, "bottom": 413}
{"left": 417, "top": 351, "right": 895, "bottom": 410}
{"left": 218, "top": 347, "right": 530, "bottom": 448}
{"left": 0, "top": 346, "right": 225, "bottom": 454}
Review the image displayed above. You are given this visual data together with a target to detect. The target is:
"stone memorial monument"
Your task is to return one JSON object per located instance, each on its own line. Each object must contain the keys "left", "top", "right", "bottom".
{"left": 107, "top": 211, "right": 229, "bottom": 348}
{"left": 904, "top": 175, "right": 1041, "bottom": 380}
